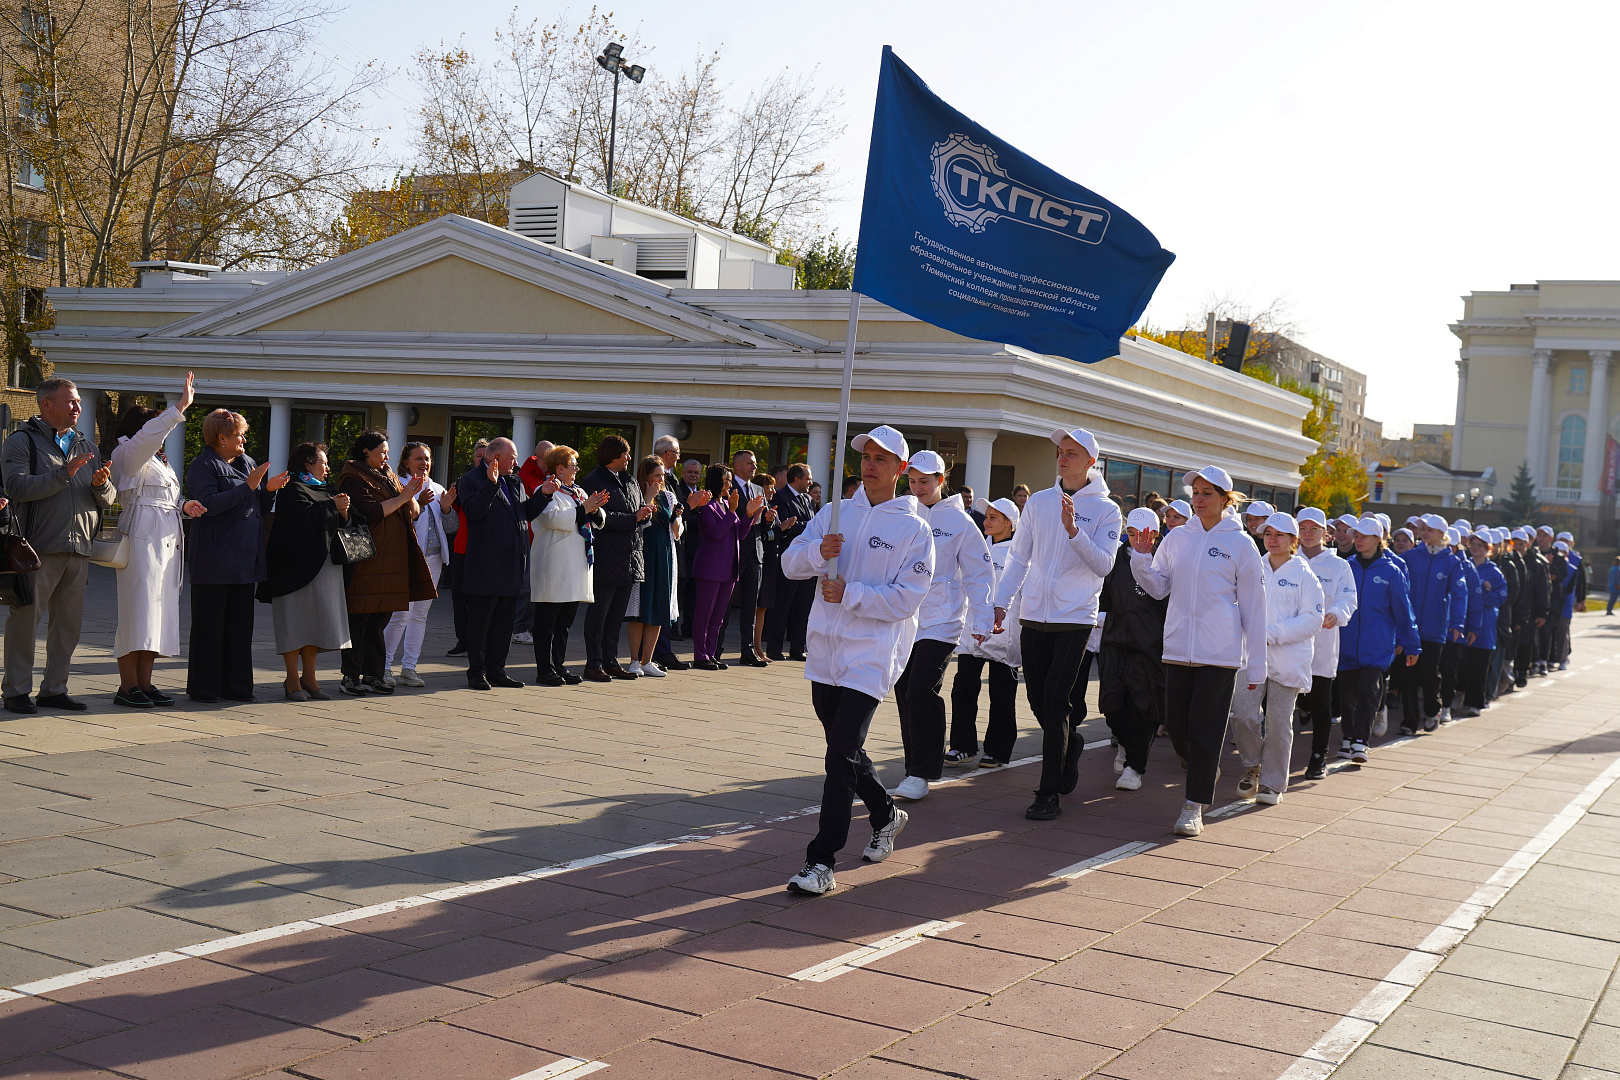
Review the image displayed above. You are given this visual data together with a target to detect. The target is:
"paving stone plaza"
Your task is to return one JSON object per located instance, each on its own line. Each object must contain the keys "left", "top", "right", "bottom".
{"left": 1, "top": 569, "right": 1618, "bottom": 1079}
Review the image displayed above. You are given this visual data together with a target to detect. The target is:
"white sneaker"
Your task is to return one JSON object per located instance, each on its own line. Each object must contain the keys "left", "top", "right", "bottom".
{"left": 1438, "top": 707, "right": 1452, "bottom": 724}
{"left": 626, "top": 661, "right": 644, "bottom": 676}
{"left": 862, "top": 808, "right": 908, "bottom": 862}
{"left": 1237, "top": 765, "right": 1262, "bottom": 802}
{"left": 892, "top": 775, "right": 930, "bottom": 801}
{"left": 1372, "top": 707, "right": 1388, "bottom": 737}
{"left": 396, "top": 668, "right": 425, "bottom": 688}
{"left": 1116, "top": 766, "right": 1142, "bottom": 791}
{"left": 1173, "top": 801, "right": 1203, "bottom": 837}
{"left": 1351, "top": 741, "right": 1369, "bottom": 764}
{"left": 1339, "top": 739, "right": 1352, "bottom": 759}
{"left": 640, "top": 662, "right": 667, "bottom": 678}
{"left": 382, "top": 669, "right": 396, "bottom": 689}
{"left": 944, "top": 750, "right": 978, "bottom": 767}
{"left": 512, "top": 631, "right": 533, "bottom": 645}
{"left": 1257, "top": 785, "right": 1281, "bottom": 806}
{"left": 786, "top": 862, "right": 835, "bottom": 895}
{"left": 1114, "top": 746, "right": 1127, "bottom": 775}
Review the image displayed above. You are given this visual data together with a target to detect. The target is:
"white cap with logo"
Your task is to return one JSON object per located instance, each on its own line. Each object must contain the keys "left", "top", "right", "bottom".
{"left": 851, "top": 425, "right": 910, "bottom": 461}
{"left": 907, "top": 449, "right": 946, "bottom": 475}
{"left": 1050, "top": 426, "right": 1100, "bottom": 458}
{"left": 1420, "top": 513, "right": 1448, "bottom": 532}
{"left": 1263, "top": 512, "right": 1298, "bottom": 535}
{"left": 976, "top": 497, "right": 1020, "bottom": 528}
{"left": 1183, "top": 465, "right": 1234, "bottom": 492}
{"left": 1246, "top": 501, "right": 1275, "bottom": 518}
{"left": 1295, "top": 507, "right": 1328, "bottom": 527}
{"left": 1166, "top": 499, "right": 1192, "bottom": 519}
{"left": 1125, "top": 506, "right": 1161, "bottom": 533}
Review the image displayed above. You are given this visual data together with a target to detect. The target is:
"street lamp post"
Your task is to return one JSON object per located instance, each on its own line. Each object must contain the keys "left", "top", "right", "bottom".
{"left": 1454, "top": 487, "right": 1494, "bottom": 513}
{"left": 595, "top": 42, "right": 645, "bottom": 196}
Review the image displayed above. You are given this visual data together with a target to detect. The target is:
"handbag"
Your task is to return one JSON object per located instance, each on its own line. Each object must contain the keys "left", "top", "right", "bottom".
{"left": 90, "top": 523, "right": 129, "bottom": 569}
{"left": 333, "top": 519, "right": 377, "bottom": 565}
{"left": 0, "top": 533, "right": 39, "bottom": 574}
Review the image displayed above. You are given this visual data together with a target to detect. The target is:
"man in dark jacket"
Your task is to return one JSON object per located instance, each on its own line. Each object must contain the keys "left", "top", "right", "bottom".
{"left": 1098, "top": 509, "right": 1169, "bottom": 788}
{"left": 457, "top": 438, "right": 552, "bottom": 690}
{"left": 1514, "top": 529, "right": 1549, "bottom": 684}
{"left": 722, "top": 449, "right": 775, "bottom": 666}
{"left": 1491, "top": 532, "right": 1521, "bottom": 698}
{"left": 580, "top": 434, "right": 650, "bottom": 681}
{"left": 764, "top": 463, "right": 815, "bottom": 660}
{"left": 1, "top": 378, "right": 115, "bottom": 713}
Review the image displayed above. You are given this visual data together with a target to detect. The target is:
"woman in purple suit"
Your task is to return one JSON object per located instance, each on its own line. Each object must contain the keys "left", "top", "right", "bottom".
{"left": 692, "top": 464, "right": 765, "bottom": 670}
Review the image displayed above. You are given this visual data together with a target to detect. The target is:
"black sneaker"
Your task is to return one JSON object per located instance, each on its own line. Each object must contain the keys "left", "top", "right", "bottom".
{"left": 1025, "top": 794, "right": 1062, "bottom": 820}
{"left": 362, "top": 677, "right": 395, "bottom": 695}
{"left": 1304, "top": 753, "right": 1327, "bottom": 780}
{"left": 340, "top": 676, "right": 369, "bottom": 696}
{"left": 114, "top": 688, "right": 154, "bottom": 709}
{"left": 141, "top": 686, "right": 176, "bottom": 706}
{"left": 1060, "top": 726, "right": 1084, "bottom": 794}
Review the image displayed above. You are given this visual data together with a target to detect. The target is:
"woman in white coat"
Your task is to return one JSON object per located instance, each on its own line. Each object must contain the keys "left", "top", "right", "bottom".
{"left": 383, "top": 442, "right": 456, "bottom": 688}
{"left": 110, "top": 372, "right": 206, "bottom": 708}
{"left": 1231, "top": 512, "right": 1324, "bottom": 806}
{"left": 531, "top": 444, "right": 609, "bottom": 685}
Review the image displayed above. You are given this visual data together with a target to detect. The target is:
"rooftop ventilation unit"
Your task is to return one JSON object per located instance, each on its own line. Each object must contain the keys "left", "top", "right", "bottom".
{"left": 510, "top": 203, "right": 561, "bottom": 245}
{"left": 624, "top": 234, "right": 692, "bottom": 279}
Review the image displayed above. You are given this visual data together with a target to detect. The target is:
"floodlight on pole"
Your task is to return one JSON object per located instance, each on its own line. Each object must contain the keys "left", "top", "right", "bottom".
{"left": 595, "top": 41, "right": 645, "bottom": 196}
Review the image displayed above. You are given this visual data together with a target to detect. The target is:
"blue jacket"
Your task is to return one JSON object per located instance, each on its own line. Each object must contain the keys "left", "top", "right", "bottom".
{"left": 1558, "top": 557, "right": 1580, "bottom": 620}
{"left": 1458, "top": 557, "right": 1480, "bottom": 641}
{"left": 1467, "top": 558, "right": 1506, "bottom": 651}
{"left": 1339, "top": 550, "right": 1421, "bottom": 671}
{"left": 187, "top": 447, "right": 274, "bottom": 585}
{"left": 1609, "top": 565, "right": 1619, "bottom": 593}
{"left": 1399, "top": 545, "right": 1468, "bottom": 643}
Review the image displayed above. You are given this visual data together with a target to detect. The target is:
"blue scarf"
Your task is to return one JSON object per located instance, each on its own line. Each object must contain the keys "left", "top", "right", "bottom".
{"left": 299, "top": 473, "right": 326, "bottom": 487}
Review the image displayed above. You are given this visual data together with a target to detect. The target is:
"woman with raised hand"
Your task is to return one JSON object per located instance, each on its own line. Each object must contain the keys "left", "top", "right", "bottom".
{"left": 690, "top": 464, "right": 764, "bottom": 670}
{"left": 382, "top": 442, "right": 455, "bottom": 688}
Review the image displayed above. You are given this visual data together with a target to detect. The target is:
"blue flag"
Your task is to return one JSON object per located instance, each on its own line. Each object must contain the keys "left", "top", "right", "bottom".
{"left": 852, "top": 47, "right": 1174, "bottom": 365}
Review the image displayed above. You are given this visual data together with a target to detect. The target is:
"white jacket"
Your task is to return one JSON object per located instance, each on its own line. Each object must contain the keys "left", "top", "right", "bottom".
{"left": 1130, "top": 512, "right": 1269, "bottom": 685}
{"left": 1306, "top": 547, "right": 1358, "bottom": 677}
{"left": 1259, "top": 552, "right": 1324, "bottom": 691}
{"left": 993, "top": 472, "right": 1120, "bottom": 625}
{"left": 410, "top": 477, "right": 454, "bottom": 559}
{"left": 959, "top": 537, "right": 1022, "bottom": 667}
{"left": 916, "top": 493, "right": 994, "bottom": 644}
{"left": 532, "top": 487, "right": 607, "bottom": 604}
{"left": 781, "top": 487, "right": 935, "bottom": 702}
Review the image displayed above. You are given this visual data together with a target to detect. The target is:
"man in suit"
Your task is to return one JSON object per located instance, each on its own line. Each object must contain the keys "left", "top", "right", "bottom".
{"left": 765, "top": 464, "right": 815, "bottom": 661}
{"left": 959, "top": 485, "right": 987, "bottom": 533}
{"left": 723, "top": 449, "right": 775, "bottom": 666}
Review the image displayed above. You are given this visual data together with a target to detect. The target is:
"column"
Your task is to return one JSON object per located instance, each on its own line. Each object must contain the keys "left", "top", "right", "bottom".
{"left": 805, "top": 420, "right": 834, "bottom": 489}
{"left": 650, "top": 414, "right": 679, "bottom": 446}
{"left": 163, "top": 408, "right": 187, "bottom": 480}
{"left": 75, "top": 388, "right": 96, "bottom": 447}
{"left": 267, "top": 398, "right": 292, "bottom": 477}
{"left": 1450, "top": 356, "right": 1468, "bottom": 470}
{"left": 384, "top": 402, "right": 409, "bottom": 462}
{"left": 1526, "top": 349, "right": 1553, "bottom": 491}
{"left": 1582, "top": 350, "right": 1612, "bottom": 504}
{"left": 963, "top": 427, "right": 998, "bottom": 503}
{"left": 510, "top": 407, "right": 537, "bottom": 458}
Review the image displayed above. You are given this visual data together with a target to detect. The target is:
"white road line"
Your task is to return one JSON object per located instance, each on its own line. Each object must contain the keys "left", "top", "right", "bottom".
{"left": 1274, "top": 754, "right": 1620, "bottom": 1079}
{"left": 510, "top": 1058, "right": 609, "bottom": 1080}
{"left": 787, "top": 919, "right": 963, "bottom": 982}
{"left": 1050, "top": 840, "right": 1159, "bottom": 879}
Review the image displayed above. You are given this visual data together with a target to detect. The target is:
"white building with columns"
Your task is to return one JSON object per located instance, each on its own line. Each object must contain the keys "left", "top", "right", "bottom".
{"left": 32, "top": 187, "right": 1314, "bottom": 509}
{"left": 1451, "top": 281, "right": 1620, "bottom": 538}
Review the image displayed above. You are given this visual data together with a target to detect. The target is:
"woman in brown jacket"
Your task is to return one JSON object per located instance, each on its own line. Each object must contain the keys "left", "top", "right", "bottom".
{"left": 337, "top": 429, "right": 436, "bottom": 695}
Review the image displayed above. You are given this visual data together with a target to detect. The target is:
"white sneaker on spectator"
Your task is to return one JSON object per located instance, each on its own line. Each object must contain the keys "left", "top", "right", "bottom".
{"left": 640, "top": 661, "right": 666, "bottom": 678}
{"left": 1114, "top": 746, "right": 1127, "bottom": 775}
{"left": 382, "top": 670, "right": 395, "bottom": 689}
{"left": 892, "top": 775, "right": 929, "bottom": 800}
{"left": 1116, "top": 766, "right": 1142, "bottom": 791}
{"left": 396, "top": 668, "right": 425, "bottom": 688}
{"left": 1257, "top": 785, "right": 1281, "bottom": 805}
{"left": 1236, "top": 765, "right": 1261, "bottom": 801}
{"left": 512, "top": 631, "right": 533, "bottom": 645}
{"left": 1372, "top": 708, "right": 1388, "bottom": 737}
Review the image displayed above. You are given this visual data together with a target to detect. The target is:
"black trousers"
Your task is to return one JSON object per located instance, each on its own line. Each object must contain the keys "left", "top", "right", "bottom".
{"left": 583, "top": 581, "right": 633, "bottom": 667}
{"left": 722, "top": 556, "right": 763, "bottom": 659}
{"left": 1163, "top": 663, "right": 1237, "bottom": 806}
{"left": 1341, "top": 666, "right": 1385, "bottom": 744}
{"left": 1303, "top": 674, "right": 1336, "bottom": 758}
{"left": 449, "top": 552, "right": 468, "bottom": 647}
{"left": 1439, "top": 641, "right": 1462, "bottom": 709}
{"left": 765, "top": 576, "right": 816, "bottom": 656}
{"left": 1020, "top": 624, "right": 1091, "bottom": 797}
{"left": 806, "top": 682, "right": 893, "bottom": 869}
{"left": 1536, "top": 621, "right": 1553, "bottom": 664}
{"left": 950, "top": 654, "right": 1018, "bottom": 763}
{"left": 676, "top": 538, "right": 697, "bottom": 638}
{"left": 1070, "top": 649, "right": 1095, "bottom": 724}
{"left": 1459, "top": 645, "right": 1492, "bottom": 709}
{"left": 1099, "top": 645, "right": 1161, "bottom": 775}
{"left": 187, "top": 583, "right": 256, "bottom": 700}
{"left": 465, "top": 594, "right": 517, "bottom": 679}
{"left": 1399, "top": 644, "right": 1442, "bottom": 725}
{"left": 894, "top": 638, "right": 957, "bottom": 781}
{"left": 340, "top": 611, "right": 391, "bottom": 680}
{"left": 532, "top": 601, "right": 578, "bottom": 676}
{"left": 1554, "top": 617, "right": 1572, "bottom": 665}
{"left": 1515, "top": 625, "right": 1537, "bottom": 682}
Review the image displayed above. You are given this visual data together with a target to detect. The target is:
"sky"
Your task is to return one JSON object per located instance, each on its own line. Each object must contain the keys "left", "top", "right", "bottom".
{"left": 311, "top": 0, "right": 1620, "bottom": 438}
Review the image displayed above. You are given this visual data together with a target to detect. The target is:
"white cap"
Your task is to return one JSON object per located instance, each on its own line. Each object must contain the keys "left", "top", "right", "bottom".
{"left": 1473, "top": 528, "right": 1496, "bottom": 543}
{"left": 977, "top": 496, "right": 1020, "bottom": 528}
{"left": 1351, "top": 516, "right": 1384, "bottom": 536}
{"left": 1406, "top": 515, "right": 1421, "bottom": 524}
{"left": 1126, "top": 506, "right": 1161, "bottom": 532}
{"left": 1050, "top": 426, "right": 1100, "bottom": 458}
{"left": 1537, "top": 524, "right": 1554, "bottom": 535}
{"left": 1337, "top": 513, "right": 1360, "bottom": 527}
{"left": 852, "top": 425, "right": 909, "bottom": 461}
{"left": 1395, "top": 527, "right": 1414, "bottom": 542}
{"left": 1453, "top": 518, "right": 1472, "bottom": 531}
{"left": 1296, "top": 507, "right": 1328, "bottom": 527}
{"left": 1557, "top": 531, "right": 1574, "bottom": 542}
{"left": 1183, "top": 465, "right": 1234, "bottom": 492}
{"left": 1555, "top": 540, "right": 1570, "bottom": 552}
{"left": 1166, "top": 499, "right": 1192, "bottom": 519}
{"left": 1263, "top": 512, "right": 1298, "bottom": 535}
{"left": 1419, "top": 513, "right": 1448, "bottom": 531}
{"left": 1446, "top": 527, "right": 1462, "bottom": 546}
{"left": 1374, "top": 513, "right": 1391, "bottom": 530}
{"left": 1246, "top": 501, "right": 1275, "bottom": 517}
{"left": 907, "top": 449, "right": 946, "bottom": 475}
{"left": 1511, "top": 527, "right": 1532, "bottom": 541}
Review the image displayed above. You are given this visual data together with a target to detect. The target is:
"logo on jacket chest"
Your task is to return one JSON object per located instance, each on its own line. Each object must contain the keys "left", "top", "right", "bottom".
{"left": 931, "top": 527, "right": 954, "bottom": 539}
{"left": 1207, "top": 547, "right": 1231, "bottom": 560}
{"left": 868, "top": 536, "right": 894, "bottom": 550}
{"left": 1277, "top": 577, "right": 1297, "bottom": 587}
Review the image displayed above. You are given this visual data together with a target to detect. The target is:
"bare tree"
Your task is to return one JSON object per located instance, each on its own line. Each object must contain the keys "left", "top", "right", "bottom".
{"left": 711, "top": 70, "right": 843, "bottom": 246}
{"left": 409, "top": 40, "right": 512, "bottom": 224}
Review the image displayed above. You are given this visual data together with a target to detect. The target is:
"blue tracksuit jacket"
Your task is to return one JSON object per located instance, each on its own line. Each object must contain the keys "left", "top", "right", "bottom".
{"left": 1468, "top": 558, "right": 1507, "bottom": 651}
{"left": 1400, "top": 545, "right": 1469, "bottom": 644}
{"left": 1340, "top": 551, "right": 1422, "bottom": 671}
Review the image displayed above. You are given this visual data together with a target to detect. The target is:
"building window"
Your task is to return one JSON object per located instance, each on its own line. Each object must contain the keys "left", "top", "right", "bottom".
{"left": 725, "top": 430, "right": 811, "bottom": 472}
{"left": 1557, "top": 414, "right": 1585, "bottom": 492}
{"left": 18, "top": 219, "right": 48, "bottom": 259}
{"left": 1104, "top": 459, "right": 1140, "bottom": 511}
{"left": 20, "top": 7, "right": 52, "bottom": 47}
{"left": 16, "top": 156, "right": 42, "bottom": 189}
{"left": 1570, "top": 367, "right": 1589, "bottom": 395}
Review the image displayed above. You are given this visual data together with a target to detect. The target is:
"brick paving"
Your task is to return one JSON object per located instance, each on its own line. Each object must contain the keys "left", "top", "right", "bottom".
{"left": 0, "top": 569, "right": 1618, "bottom": 1078}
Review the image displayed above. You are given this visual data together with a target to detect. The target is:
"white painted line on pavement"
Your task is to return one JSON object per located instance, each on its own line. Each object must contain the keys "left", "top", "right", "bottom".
{"left": 1275, "top": 752, "right": 1620, "bottom": 1079}
{"left": 510, "top": 1057, "right": 609, "bottom": 1080}
{"left": 1050, "top": 840, "right": 1159, "bottom": 879}
{"left": 787, "top": 919, "right": 964, "bottom": 982}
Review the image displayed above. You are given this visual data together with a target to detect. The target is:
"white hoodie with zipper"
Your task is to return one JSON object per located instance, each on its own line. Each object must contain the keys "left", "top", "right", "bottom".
{"left": 916, "top": 493, "right": 994, "bottom": 645}
{"left": 1305, "top": 547, "right": 1358, "bottom": 678}
{"left": 1258, "top": 551, "right": 1325, "bottom": 691}
{"left": 1129, "top": 512, "right": 1269, "bottom": 686}
{"left": 993, "top": 472, "right": 1120, "bottom": 625}
{"left": 781, "top": 487, "right": 936, "bottom": 703}
{"left": 958, "top": 538, "right": 1022, "bottom": 667}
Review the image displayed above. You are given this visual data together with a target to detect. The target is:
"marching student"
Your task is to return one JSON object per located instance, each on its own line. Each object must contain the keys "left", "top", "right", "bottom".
{"left": 949, "top": 498, "right": 1023, "bottom": 769}
{"left": 1396, "top": 514, "right": 1467, "bottom": 734}
{"left": 1439, "top": 525, "right": 1480, "bottom": 720}
{"left": 891, "top": 450, "right": 994, "bottom": 799}
{"left": 1338, "top": 517, "right": 1421, "bottom": 763}
{"left": 1456, "top": 528, "right": 1506, "bottom": 718}
{"left": 1242, "top": 501, "right": 1274, "bottom": 550}
{"left": 1128, "top": 465, "right": 1267, "bottom": 837}
{"left": 1513, "top": 527, "right": 1549, "bottom": 685}
{"left": 993, "top": 427, "right": 1122, "bottom": 821}
{"left": 1161, "top": 499, "right": 1191, "bottom": 532}
{"left": 779, "top": 425, "right": 934, "bottom": 896}
{"left": 1099, "top": 507, "right": 1169, "bottom": 792}
{"left": 1296, "top": 507, "right": 1358, "bottom": 780}
{"left": 1231, "top": 513, "right": 1323, "bottom": 805}
{"left": 1488, "top": 527, "right": 1521, "bottom": 700}
{"left": 1550, "top": 540, "right": 1578, "bottom": 670}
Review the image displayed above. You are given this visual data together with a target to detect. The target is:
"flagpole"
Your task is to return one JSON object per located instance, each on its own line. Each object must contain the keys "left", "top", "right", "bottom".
{"left": 826, "top": 290, "right": 860, "bottom": 578}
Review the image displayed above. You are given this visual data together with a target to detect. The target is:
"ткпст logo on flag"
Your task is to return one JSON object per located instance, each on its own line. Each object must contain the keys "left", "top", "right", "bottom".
{"left": 930, "top": 134, "right": 1110, "bottom": 245}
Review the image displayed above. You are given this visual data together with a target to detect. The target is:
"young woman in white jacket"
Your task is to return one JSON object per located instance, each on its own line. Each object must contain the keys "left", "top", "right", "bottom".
{"left": 992, "top": 426, "right": 1121, "bottom": 822}
{"left": 1231, "top": 513, "right": 1324, "bottom": 806}
{"left": 1296, "top": 507, "right": 1358, "bottom": 780}
{"left": 891, "top": 450, "right": 994, "bottom": 800}
{"left": 780, "top": 425, "right": 934, "bottom": 896}
{"left": 1129, "top": 465, "right": 1268, "bottom": 837}
{"left": 950, "top": 498, "right": 1022, "bottom": 769}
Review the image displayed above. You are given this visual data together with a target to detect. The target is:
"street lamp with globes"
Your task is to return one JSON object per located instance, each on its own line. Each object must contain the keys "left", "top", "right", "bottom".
{"left": 1454, "top": 487, "right": 1493, "bottom": 512}
{"left": 595, "top": 42, "right": 645, "bottom": 196}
